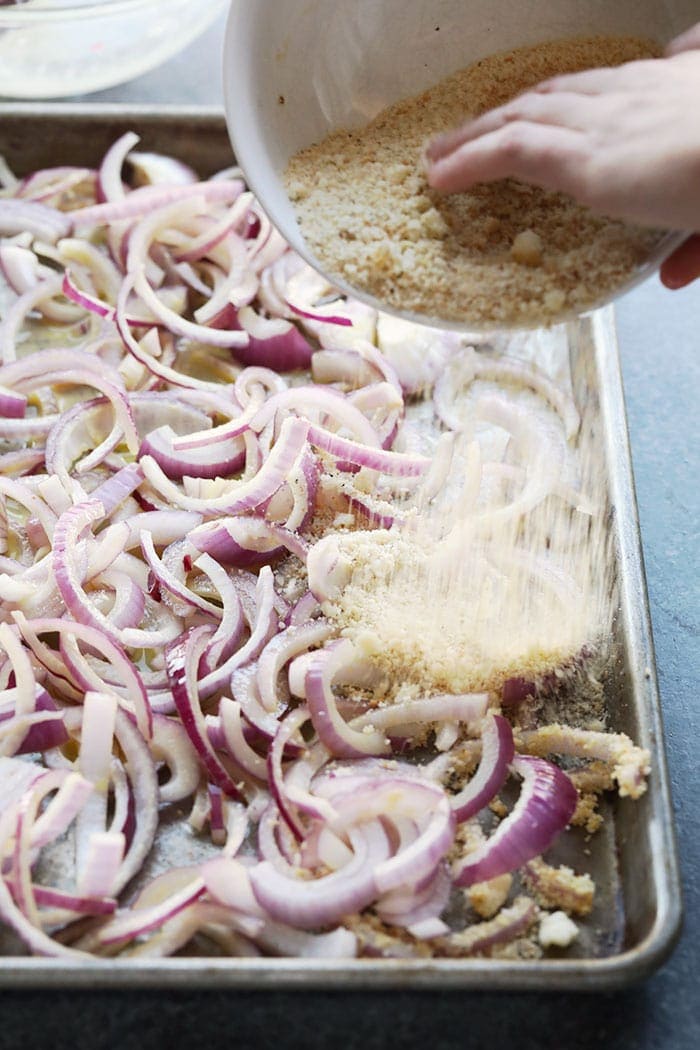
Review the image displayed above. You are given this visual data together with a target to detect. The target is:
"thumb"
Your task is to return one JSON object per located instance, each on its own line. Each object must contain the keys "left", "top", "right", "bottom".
{"left": 665, "top": 21, "right": 700, "bottom": 56}
{"left": 659, "top": 235, "right": 700, "bottom": 289}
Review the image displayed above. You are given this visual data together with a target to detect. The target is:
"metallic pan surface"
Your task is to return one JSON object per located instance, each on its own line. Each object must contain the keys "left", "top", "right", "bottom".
{"left": 0, "top": 104, "right": 682, "bottom": 991}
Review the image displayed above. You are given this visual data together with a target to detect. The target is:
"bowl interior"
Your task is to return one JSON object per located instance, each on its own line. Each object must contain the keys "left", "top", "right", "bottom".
{"left": 224, "top": 0, "right": 700, "bottom": 320}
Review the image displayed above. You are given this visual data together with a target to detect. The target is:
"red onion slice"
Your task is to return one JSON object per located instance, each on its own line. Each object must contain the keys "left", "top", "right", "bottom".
{"left": 165, "top": 626, "right": 246, "bottom": 801}
{"left": 15, "top": 615, "right": 151, "bottom": 742}
{"left": 304, "top": 640, "right": 390, "bottom": 759}
{"left": 97, "top": 131, "right": 139, "bottom": 203}
{"left": 453, "top": 755, "right": 578, "bottom": 886}
{"left": 450, "top": 714, "right": 515, "bottom": 822}
{"left": 140, "top": 415, "right": 310, "bottom": 516}
{"left": 71, "top": 180, "right": 241, "bottom": 230}
{"left": 0, "top": 198, "right": 71, "bottom": 243}
{"left": 250, "top": 824, "right": 386, "bottom": 930}
{"left": 127, "top": 151, "right": 199, "bottom": 188}
{"left": 307, "top": 423, "right": 429, "bottom": 477}
{"left": 0, "top": 382, "right": 27, "bottom": 419}
{"left": 218, "top": 698, "right": 268, "bottom": 783}
{"left": 139, "top": 425, "right": 245, "bottom": 481}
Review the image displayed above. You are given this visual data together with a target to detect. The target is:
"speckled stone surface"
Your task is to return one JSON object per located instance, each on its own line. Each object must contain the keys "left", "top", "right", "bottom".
{"left": 1, "top": 16, "right": 698, "bottom": 1049}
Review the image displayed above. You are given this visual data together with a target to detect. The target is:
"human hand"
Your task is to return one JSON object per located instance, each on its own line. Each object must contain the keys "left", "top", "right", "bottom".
{"left": 424, "top": 25, "right": 700, "bottom": 289}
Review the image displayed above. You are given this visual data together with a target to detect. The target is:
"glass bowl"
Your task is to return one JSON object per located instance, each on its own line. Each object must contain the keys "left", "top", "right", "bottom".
{"left": 224, "top": 0, "right": 698, "bottom": 330}
{"left": 0, "top": 0, "right": 227, "bottom": 99}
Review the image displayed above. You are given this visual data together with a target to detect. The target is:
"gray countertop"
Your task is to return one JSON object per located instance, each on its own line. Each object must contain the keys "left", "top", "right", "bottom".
{"left": 2, "top": 13, "right": 699, "bottom": 1050}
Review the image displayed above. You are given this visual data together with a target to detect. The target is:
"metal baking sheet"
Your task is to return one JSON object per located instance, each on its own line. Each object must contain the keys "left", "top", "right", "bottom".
{"left": 0, "top": 104, "right": 682, "bottom": 990}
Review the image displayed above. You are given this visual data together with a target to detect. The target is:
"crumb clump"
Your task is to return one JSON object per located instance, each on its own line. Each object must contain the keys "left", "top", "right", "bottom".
{"left": 285, "top": 35, "right": 663, "bottom": 327}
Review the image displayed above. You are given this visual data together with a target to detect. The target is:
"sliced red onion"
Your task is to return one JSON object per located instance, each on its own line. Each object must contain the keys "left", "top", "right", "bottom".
{"left": 307, "top": 423, "right": 429, "bottom": 477}
{"left": 376, "top": 863, "right": 452, "bottom": 932}
{"left": 96, "top": 875, "right": 205, "bottom": 946}
{"left": 18, "top": 366, "right": 138, "bottom": 455}
{"left": 0, "top": 244, "right": 49, "bottom": 297}
{"left": 218, "top": 697, "right": 268, "bottom": 783}
{"left": 286, "top": 591, "right": 321, "bottom": 627}
{"left": 228, "top": 306, "right": 313, "bottom": 371}
{"left": 165, "top": 627, "right": 245, "bottom": 801}
{"left": 329, "top": 778, "right": 454, "bottom": 894}
{"left": 198, "top": 565, "right": 278, "bottom": 698}
{"left": 176, "top": 191, "right": 250, "bottom": 265}
{"left": 231, "top": 665, "right": 287, "bottom": 742}
{"left": 266, "top": 707, "right": 311, "bottom": 840}
{"left": 312, "top": 348, "right": 383, "bottom": 389}
{"left": 52, "top": 499, "right": 121, "bottom": 636}
{"left": 349, "top": 693, "right": 488, "bottom": 741}
{"left": 74, "top": 691, "right": 118, "bottom": 888}
{"left": 140, "top": 415, "right": 310, "bottom": 515}
{"left": 250, "top": 824, "right": 386, "bottom": 930}
{"left": 150, "top": 713, "right": 202, "bottom": 804}
{"left": 0, "top": 413, "right": 59, "bottom": 439}
{"left": 0, "top": 802, "right": 87, "bottom": 959}
{"left": 90, "top": 464, "right": 144, "bottom": 517}
{"left": 61, "top": 705, "right": 159, "bottom": 895}
{"left": 13, "top": 883, "right": 115, "bottom": 918}
{"left": 0, "top": 448, "right": 44, "bottom": 476}
{"left": 97, "top": 131, "right": 139, "bottom": 204}
{"left": 16, "top": 166, "right": 93, "bottom": 204}
{"left": 201, "top": 856, "right": 266, "bottom": 915}
{"left": 127, "top": 151, "right": 198, "bottom": 188}
{"left": 0, "top": 138, "right": 629, "bottom": 963}
{"left": 2, "top": 690, "right": 68, "bottom": 755}
{"left": 304, "top": 640, "right": 390, "bottom": 759}
{"left": 29, "top": 770, "right": 94, "bottom": 851}
{"left": 256, "top": 621, "right": 332, "bottom": 714}
{"left": 0, "top": 622, "right": 36, "bottom": 721}
{"left": 0, "top": 198, "right": 71, "bottom": 243}
{"left": 115, "top": 306, "right": 212, "bottom": 391}
{"left": 139, "top": 424, "right": 245, "bottom": 481}
{"left": 62, "top": 270, "right": 116, "bottom": 321}
{"left": 188, "top": 515, "right": 307, "bottom": 569}
{"left": 250, "top": 383, "right": 380, "bottom": 447}
{"left": 450, "top": 714, "right": 515, "bottom": 822}
{"left": 453, "top": 755, "right": 578, "bottom": 886}
{"left": 71, "top": 180, "right": 242, "bottom": 230}
{"left": 130, "top": 270, "right": 250, "bottom": 350}
{"left": 16, "top": 616, "right": 151, "bottom": 742}
{"left": 169, "top": 404, "right": 255, "bottom": 453}
{"left": 140, "top": 532, "right": 221, "bottom": 618}
{"left": 76, "top": 831, "right": 125, "bottom": 900}
{"left": 193, "top": 554, "right": 246, "bottom": 670}
{"left": 0, "top": 274, "right": 73, "bottom": 364}
{"left": 0, "top": 343, "right": 114, "bottom": 386}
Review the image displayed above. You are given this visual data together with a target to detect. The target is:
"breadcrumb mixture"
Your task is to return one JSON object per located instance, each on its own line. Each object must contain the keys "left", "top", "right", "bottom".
{"left": 285, "top": 35, "right": 663, "bottom": 327}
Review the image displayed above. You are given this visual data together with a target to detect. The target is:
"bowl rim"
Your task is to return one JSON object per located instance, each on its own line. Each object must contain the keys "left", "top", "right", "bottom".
{"left": 0, "top": 0, "right": 218, "bottom": 22}
{"left": 223, "top": 3, "right": 688, "bottom": 331}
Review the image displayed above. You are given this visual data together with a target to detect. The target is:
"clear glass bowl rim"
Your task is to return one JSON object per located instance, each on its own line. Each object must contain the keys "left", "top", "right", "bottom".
{"left": 0, "top": 0, "right": 215, "bottom": 23}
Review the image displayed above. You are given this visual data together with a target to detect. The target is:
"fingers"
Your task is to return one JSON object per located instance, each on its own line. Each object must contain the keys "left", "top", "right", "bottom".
{"left": 535, "top": 66, "right": 624, "bottom": 96}
{"left": 536, "top": 58, "right": 660, "bottom": 96}
{"left": 659, "top": 235, "right": 700, "bottom": 289}
{"left": 426, "top": 121, "right": 586, "bottom": 196}
{"left": 425, "top": 91, "right": 602, "bottom": 164}
{"left": 666, "top": 21, "right": 700, "bottom": 56}
{"left": 425, "top": 123, "right": 478, "bottom": 165}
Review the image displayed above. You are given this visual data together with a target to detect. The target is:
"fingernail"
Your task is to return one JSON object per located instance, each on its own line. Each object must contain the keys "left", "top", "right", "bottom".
{"left": 425, "top": 161, "right": 446, "bottom": 190}
{"left": 424, "top": 133, "right": 449, "bottom": 163}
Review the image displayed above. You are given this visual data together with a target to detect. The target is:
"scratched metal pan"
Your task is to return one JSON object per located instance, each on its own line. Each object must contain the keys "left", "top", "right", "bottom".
{"left": 0, "top": 104, "right": 682, "bottom": 991}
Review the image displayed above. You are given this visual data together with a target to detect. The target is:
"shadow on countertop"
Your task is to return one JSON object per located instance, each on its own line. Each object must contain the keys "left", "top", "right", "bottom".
{"left": 0, "top": 979, "right": 685, "bottom": 1050}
